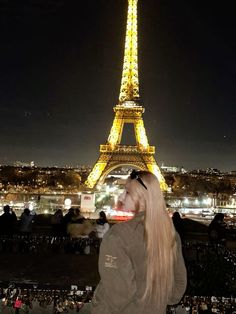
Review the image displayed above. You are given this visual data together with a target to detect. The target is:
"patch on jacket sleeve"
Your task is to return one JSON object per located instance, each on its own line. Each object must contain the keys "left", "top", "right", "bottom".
{"left": 104, "top": 255, "right": 118, "bottom": 269}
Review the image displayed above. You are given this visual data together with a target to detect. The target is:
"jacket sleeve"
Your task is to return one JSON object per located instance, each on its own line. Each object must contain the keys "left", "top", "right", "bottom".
{"left": 168, "top": 233, "right": 187, "bottom": 305}
{"left": 90, "top": 227, "right": 136, "bottom": 313}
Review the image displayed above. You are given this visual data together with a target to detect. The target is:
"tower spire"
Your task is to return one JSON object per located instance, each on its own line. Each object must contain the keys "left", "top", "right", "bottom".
{"left": 119, "top": 0, "right": 139, "bottom": 103}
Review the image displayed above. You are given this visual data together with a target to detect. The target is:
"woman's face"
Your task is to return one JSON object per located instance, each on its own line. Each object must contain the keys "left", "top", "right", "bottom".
{"left": 118, "top": 188, "right": 136, "bottom": 212}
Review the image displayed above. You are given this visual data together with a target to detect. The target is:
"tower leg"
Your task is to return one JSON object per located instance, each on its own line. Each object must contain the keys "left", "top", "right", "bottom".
{"left": 85, "top": 156, "right": 108, "bottom": 188}
{"left": 142, "top": 155, "right": 167, "bottom": 191}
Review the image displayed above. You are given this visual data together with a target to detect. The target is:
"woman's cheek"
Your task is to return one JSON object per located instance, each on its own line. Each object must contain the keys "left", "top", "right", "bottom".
{"left": 124, "top": 195, "right": 135, "bottom": 212}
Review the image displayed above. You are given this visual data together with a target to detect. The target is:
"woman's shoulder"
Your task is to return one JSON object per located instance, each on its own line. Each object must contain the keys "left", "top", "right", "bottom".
{"left": 106, "top": 218, "right": 142, "bottom": 240}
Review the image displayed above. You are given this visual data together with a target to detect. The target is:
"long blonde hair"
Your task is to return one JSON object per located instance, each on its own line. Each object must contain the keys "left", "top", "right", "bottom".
{"left": 126, "top": 171, "right": 177, "bottom": 308}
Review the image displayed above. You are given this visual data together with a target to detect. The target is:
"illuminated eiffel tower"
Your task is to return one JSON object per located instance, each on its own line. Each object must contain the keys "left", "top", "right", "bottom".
{"left": 86, "top": 0, "right": 167, "bottom": 190}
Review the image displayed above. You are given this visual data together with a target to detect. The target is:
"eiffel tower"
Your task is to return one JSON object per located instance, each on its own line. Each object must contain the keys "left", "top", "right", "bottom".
{"left": 86, "top": 0, "right": 167, "bottom": 191}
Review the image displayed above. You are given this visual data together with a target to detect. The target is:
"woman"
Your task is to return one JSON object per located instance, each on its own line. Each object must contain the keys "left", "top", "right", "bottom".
{"left": 19, "top": 208, "right": 35, "bottom": 235}
{"left": 82, "top": 170, "right": 187, "bottom": 313}
{"left": 95, "top": 211, "right": 110, "bottom": 239}
{"left": 67, "top": 208, "right": 93, "bottom": 239}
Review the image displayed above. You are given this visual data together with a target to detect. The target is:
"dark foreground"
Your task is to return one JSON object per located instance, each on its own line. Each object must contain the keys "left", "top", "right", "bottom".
{"left": 0, "top": 252, "right": 99, "bottom": 287}
{"left": 0, "top": 218, "right": 235, "bottom": 313}
{"left": 0, "top": 241, "right": 236, "bottom": 313}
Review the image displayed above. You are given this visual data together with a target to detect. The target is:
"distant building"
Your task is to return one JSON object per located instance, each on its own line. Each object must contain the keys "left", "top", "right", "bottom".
{"left": 206, "top": 168, "right": 221, "bottom": 175}
{"left": 161, "top": 164, "right": 186, "bottom": 173}
{"left": 14, "top": 161, "right": 35, "bottom": 167}
{"left": 190, "top": 168, "right": 222, "bottom": 175}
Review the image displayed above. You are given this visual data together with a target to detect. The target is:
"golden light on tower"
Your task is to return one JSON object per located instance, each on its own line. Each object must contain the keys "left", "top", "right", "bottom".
{"left": 86, "top": 0, "right": 167, "bottom": 191}
{"left": 119, "top": 0, "right": 139, "bottom": 103}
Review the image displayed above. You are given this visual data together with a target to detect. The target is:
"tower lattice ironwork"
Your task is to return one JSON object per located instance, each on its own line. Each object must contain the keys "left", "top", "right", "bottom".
{"left": 86, "top": 0, "right": 167, "bottom": 190}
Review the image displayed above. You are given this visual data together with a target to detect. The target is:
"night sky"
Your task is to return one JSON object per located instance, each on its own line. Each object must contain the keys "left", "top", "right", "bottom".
{"left": 0, "top": 0, "right": 235, "bottom": 171}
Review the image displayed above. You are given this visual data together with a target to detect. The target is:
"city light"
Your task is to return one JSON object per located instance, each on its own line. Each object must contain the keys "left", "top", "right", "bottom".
{"left": 184, "top": 198, "right": 189, "bottom": 205}
{"left": 203, "top": 197, "right": 212, "bottom": 206}
{"left": 64, "top": 198, "right": 72, "bottom": 209}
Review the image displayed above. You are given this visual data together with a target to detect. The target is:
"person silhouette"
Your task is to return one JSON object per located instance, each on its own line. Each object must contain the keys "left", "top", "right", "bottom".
{"left": 172, "top": 211, "right": 185, "bottom": 241}
{"left": 19, "top": 208, "right": 35, "bottom": 235}
{"left": 95, "top": 211, "right": 110, "bottom": 239}
{"left": 0, "top": 205, "right": 17, "bottom": 235}
{"left": 208, "top": 213, "right": 226, "bottom": 245}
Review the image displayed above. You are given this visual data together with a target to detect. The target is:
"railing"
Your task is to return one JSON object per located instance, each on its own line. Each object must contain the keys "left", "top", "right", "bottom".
{"left": 0, "top": 236, "right": 235, "bottom": 295}
{"left": 0, "top": 235, "right": 100, "bottom": 255}
{"left": 182, "top": 241, "right": 236, "bottom": 297}
{"left": 100, "top": 144, "right": 155, "bottom": 153}
{"left": 0, "top": 285, "right": 235, "bottom": 313}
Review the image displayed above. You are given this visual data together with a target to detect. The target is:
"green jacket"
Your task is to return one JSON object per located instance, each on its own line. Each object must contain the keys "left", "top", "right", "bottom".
{"left": 82, "top": 212, "right": 187, "bottom": 314}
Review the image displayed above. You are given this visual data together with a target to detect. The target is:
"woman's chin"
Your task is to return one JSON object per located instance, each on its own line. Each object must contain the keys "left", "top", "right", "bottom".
{"left": 115, "top": 204, "right": 135, "bottom": 213}
{"left": 121, "top": 207, "right": 135, "bottom": 213}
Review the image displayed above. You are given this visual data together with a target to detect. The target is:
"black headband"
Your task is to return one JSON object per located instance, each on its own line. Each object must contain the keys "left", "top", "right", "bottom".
{"left": 130, "top": 170, "right": 147, "bottom": 190}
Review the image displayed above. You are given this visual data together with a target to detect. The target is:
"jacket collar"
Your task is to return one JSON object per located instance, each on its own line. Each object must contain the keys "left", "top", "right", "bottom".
{"left": 132, "top": 211, "right": 145, "bottom": 222}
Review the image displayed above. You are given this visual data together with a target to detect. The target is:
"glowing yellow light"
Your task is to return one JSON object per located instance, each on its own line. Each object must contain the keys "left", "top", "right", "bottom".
{"left": 119, "top": 0, "right": 139, "bottom": 103}
{"left": 108, "top": 117, "right": 123, "bottom": 148}
{"left": 85, "top": 0, "right": 167, "bottom": 191}
{"left": 147, "top": 164, "right": 168, "bottom": 191}
{"left": 135, "top": 120, "right": 148, "bottom": 149}
{"left": 85, "top": 162, "right": 107, "bottom": 188}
